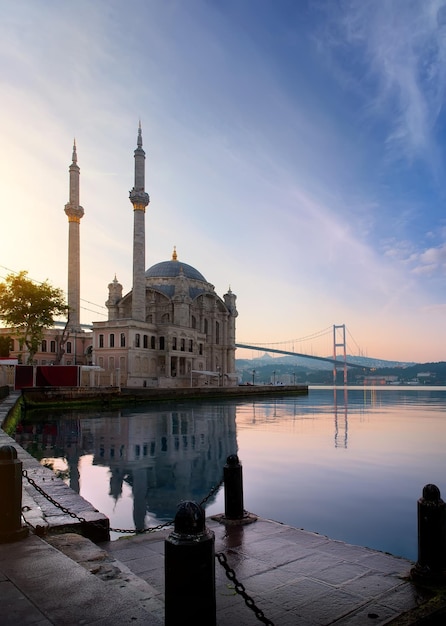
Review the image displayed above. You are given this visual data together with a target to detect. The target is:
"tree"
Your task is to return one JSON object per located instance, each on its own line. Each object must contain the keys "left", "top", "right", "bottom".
{"left": 0, "top": 271, "right": 67, "bottom": 364}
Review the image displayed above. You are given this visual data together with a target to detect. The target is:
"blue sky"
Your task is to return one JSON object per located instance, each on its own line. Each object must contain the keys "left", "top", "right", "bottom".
{"left": 1, "top": 0, "right": 445, "bottom": 362}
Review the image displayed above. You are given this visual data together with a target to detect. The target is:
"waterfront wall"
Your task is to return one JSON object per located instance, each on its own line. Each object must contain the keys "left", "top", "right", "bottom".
{"left": 21, "top": 384, "right": 308, "bottom": 407}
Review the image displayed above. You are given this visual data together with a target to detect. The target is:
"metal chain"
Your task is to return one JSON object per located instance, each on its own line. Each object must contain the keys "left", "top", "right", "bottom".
{"left": 216, "top": 552, "right": 275, "bottom": 626}
{"left": 22, "top": 469, "right": 87, "bottom": 524}
{"left": 110, "top": 477, "right": 224, "bottom": 534}
{"left": 22, "top": 470, "right": 272, "bottom": 623}
{"left": 23, "top": 468, "right": 224, "bottom": 536}
{"left": 200, "top": 477, "right": 224, "bottom": 507}
{"left": 110, "top": 520, "right": 173, "bottom": 535}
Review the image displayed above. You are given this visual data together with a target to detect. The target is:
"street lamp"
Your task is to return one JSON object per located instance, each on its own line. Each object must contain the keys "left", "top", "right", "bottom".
{"left": 273, "top": 370, "right": 276, "bottom": 385}
{"left": 252, "top": 369, "right": 256, "bottom": 385}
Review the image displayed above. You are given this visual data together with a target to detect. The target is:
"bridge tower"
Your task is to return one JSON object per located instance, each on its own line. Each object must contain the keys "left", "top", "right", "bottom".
{"left": 333, "top": 324, "right": 347, "bottom": 385}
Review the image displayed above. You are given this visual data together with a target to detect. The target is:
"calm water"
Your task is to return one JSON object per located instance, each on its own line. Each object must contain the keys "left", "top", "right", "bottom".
{"left": 14, "top": 386, "right": 446, "bottom": 561}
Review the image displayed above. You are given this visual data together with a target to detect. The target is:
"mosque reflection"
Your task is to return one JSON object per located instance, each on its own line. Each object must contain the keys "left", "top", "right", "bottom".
{"left": 15, "top": 403, "right": 237, "bottom": 530}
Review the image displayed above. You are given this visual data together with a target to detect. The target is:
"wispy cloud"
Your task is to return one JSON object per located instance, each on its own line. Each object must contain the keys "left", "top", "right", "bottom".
{"left": 323, "top": 0, "right": 446, "bottom": 168}
{"left": 411, "top": 242, "right": 446, "bottom": 275}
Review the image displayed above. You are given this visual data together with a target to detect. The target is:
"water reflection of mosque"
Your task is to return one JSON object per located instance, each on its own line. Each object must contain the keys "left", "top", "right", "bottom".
{"left": 15, "top": 404, "right": 238, "bottom": 530}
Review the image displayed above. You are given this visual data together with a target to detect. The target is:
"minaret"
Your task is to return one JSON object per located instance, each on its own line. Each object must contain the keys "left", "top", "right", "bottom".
{"left": 224, "top": 287, "right": 238, "bottom": 376}
{"left": 129, "top": 123, "right": 150, "bottom": 321}
{"left": 64, "top": 140, "right": 84, "bottom": 331}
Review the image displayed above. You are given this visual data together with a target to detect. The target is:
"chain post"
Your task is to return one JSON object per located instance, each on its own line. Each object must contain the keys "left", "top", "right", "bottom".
{"left": 411, "top": 484, "right": 446, "bottom": 581}
{"left": 224, "top": 454, "right": 244, "bottom": 520}
{"left": 0, "top": 446, "right": 28, "bottom": 542}
{"left": 165, "top": 501, "right": 216, "bottom": 625}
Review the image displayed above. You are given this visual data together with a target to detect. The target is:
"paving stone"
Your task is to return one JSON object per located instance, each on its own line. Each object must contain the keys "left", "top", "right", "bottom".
{"left": 0, "top": 580, "right": 51, "bottom": 625}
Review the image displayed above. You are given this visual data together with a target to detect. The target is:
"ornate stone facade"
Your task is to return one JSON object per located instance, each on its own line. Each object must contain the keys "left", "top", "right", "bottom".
{"left": 92, "top": 251, "right": 237, "bottom": 388}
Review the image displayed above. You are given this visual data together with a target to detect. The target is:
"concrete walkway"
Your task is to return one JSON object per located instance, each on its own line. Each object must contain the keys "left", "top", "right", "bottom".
{"left": 0, "top": 390, "right": 445, "bottom": 625}
{"left": 104, "top": 518, "right": 435, "bottom": 626}
{"left": 0, "top": 517, "right": 441, "bottom": 626}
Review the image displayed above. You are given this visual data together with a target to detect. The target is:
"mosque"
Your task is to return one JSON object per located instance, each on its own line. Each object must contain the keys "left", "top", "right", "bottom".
{"left": 1, "top": 126, "right": 238, "bottom": 389}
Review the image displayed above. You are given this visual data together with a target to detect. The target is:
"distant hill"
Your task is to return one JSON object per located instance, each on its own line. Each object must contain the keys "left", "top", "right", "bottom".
{"left": 235, "top": 352, "right": 446, "bottom": 385}
{"left": 235, "top": 352, "right": 414, "bottom": 371}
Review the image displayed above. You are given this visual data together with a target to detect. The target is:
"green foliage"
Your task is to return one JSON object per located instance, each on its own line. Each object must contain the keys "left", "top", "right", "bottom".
{"left": 0, "top": 271, "right": 67, "bottom": 364}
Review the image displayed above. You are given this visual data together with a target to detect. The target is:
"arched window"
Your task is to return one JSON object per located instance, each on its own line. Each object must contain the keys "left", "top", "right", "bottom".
{"left": 120, "top": 333, "right": 126, "bottom": 347}
{"left": 66, "top": 341, "right": 72, "bottom": 354}
{"left": 99, "top": 334, "right": 104, "bottom": 348}
{"left": 191, "top": 316, "right": 196, "bottom": 329}
{"left": 172, "top": 336, "right": 177, "bottom": 350}
{"left": 143, "top": 334, "right": 148, "bottom": 348}
{"left": 189, "top": 340, "right": 193, "bottom": 352}
{"left": 41, "top": 340, "right": 47, "bottom": 352}
{"left": 151, "top": 335, "right": 156, "bottom": 349}
{"left": 159, "top": 336, "right": 165, "bottom": 350}
{"left": 135, "top": 333, "right": 140, "bottom": 348}
{"left": 50, "top": 340, "right": 56, "bottom": 353}
{"left": 109, "top": 334, "right": 115, "bottom": 348}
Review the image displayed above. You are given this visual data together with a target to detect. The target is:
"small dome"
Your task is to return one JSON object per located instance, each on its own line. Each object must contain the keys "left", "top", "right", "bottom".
{"left": 145, "top": 260, "right": 207, "bottom": 282}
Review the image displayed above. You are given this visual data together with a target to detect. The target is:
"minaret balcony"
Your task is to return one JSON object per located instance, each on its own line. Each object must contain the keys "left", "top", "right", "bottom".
{"left": 129, "top": 189, "right": 150, "bottom": 207}
{"left": 64, "top": 203, "right": 84, "bottom": 220}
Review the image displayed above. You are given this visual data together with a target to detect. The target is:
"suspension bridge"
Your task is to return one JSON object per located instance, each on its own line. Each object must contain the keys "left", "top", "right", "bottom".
{"left": 236, "top": 325, "right": 371, "bottom": 382}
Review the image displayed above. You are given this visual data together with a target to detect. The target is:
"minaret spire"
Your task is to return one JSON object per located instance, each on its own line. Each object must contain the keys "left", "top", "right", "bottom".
{"left": 137, "top": 120, "right": 142, "bottom": 148}
{"left": 64, "top": 139, "right": 84, "bottom": 331}
{"left": 129, "top": 123, "right": 150, "bottom": 322}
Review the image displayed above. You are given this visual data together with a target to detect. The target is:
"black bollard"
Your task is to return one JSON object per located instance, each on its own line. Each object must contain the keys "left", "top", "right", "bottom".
{"left": 0, "top": 445, "right": 28, "bottom": 543}
{"left": 165, "top": 501, "right": 216, "bottom": 626}
{"left": 224, "top": 454, "right": 244, "bottom": 520}
{"left": 411, "top": 484, "right": 446, "bottom": 580}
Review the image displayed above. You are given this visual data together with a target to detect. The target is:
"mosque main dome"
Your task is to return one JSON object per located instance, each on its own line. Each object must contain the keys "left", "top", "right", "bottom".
{"left": 145, "top": 248, "right": 207, "bottom": 283}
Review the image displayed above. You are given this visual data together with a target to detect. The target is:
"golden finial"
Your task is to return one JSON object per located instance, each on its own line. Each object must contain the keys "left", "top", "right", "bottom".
{"left": 172, "top": 246, "right": 178, "bottom": 261}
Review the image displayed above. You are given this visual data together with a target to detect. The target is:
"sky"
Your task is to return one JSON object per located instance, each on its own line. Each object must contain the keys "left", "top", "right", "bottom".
{"left": 1, "top": 0, "right": 446, "bottom": 363}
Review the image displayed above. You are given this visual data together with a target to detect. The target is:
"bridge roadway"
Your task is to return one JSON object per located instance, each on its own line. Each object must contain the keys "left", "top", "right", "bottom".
{"left": 0, "top": 392, "right": 444, "bottom": 625}
{"left": 236, "top": 343, "right": 371, "bottom": 369}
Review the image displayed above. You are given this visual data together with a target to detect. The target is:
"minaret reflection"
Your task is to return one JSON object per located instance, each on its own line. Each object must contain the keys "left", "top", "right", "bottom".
{"left": 82, "top": 404, "right": 237, "bottom": 529}
{"left": 333, "top": 386, "right": 348, "bottom": 448}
